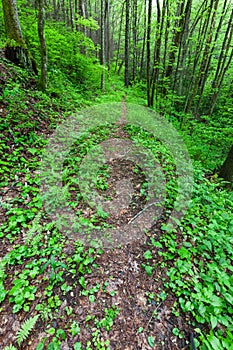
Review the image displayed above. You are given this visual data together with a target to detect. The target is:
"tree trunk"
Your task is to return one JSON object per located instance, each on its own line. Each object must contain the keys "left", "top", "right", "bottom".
{"left": 164, "top": 0, "right": 185, "bottom": 84}
{"left": 146, "top": 0, "right": 152, "bottom": 106}
{"left": 193, "top": 0, "right": 219, "bottom": 117}
{"left": 219, "top": 145, "right": 233, "bottom": 187}
{"left": 139, "top": 0, "right": 147, "bottom": 81}
{"left": 105, "top": 0, "right": 111, "bottom": 71}
{"left": 209, "top": 7, "right": 233, "bottom": 116}
{"left": 100, "top": 0, "right": 105, "bottom": 90}
{"left": 173, "top": 0, "right": 192, "bottom": 96}
{"left": 184, "top": 0, "right": 210, "bottom": 113}
{"left": 2, "top": 0, "right": 37, "bottom": 73}
{"left": 38, "top": 0, "right": 47, "bottom": 91}
{"left": 2, "top": 0, "right": 24, "bottom": 45}
{"left": 132, "top": 0, "right": 138, "bottom": 82}
{"left": 70, "top": 0, "right": 75, "bottom": 31}
{"left": 115, "top": 2, "right": 125, "bottom": 73}
{"left": 150, "top": 0, "right": 163, "bottom": 106}
{"left": 124, "top": 0, "right": 130, "bottom": 87}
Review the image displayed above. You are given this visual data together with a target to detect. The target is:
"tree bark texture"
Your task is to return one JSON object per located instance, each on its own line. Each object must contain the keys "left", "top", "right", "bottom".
{"left": 2, "top": 0, "right": 37, "bottom": 73}
{"left": 219, "top": 145, "right": 233, "bottom": 186}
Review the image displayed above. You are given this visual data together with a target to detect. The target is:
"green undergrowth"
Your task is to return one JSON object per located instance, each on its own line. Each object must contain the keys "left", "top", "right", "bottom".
{"left": 179, "top": 117, "right": 232, "bottom": 172}
{"left": 1, "top": 57, "right": 233, "bottom": 349}
{"left": 143, "top": 170, "right": 233, "bottom": 349}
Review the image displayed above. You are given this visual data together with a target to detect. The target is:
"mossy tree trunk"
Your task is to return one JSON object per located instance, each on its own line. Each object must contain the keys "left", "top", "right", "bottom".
{"left": 2, "top": 0, "right": 37, "bottom": 73}
{"left": 219, "top": 145, "right": 233, "bottom": 187}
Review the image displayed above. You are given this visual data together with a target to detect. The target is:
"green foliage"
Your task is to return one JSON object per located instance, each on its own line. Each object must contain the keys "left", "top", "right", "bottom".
{"left": 94, "top": 306, "right": 120, "bottom": 331}
{"left": 76, "top": 16, "right": 99, "bottom": 30}
{"left": 16, "top": 1, "right": 102, "bottom": 92}
{"left": 45, "top": 25, "right": 101, "bottom": 87}
{"left": 200, "top": 329, "right": 233, "bottom": 350}
{"left": 9, "top": 278, "right": 37, "bottom": 313}
{"left": 148, "top": 169, "right": 233, "bottom": 346}
{"left": 1, "top": 5, "right": 233, "bottom": 346}
{"left": 147, "top": 336, "right": 155, "bottom": 348}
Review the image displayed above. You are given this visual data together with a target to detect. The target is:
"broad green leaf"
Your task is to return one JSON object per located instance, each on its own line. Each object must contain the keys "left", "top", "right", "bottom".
{"left": 74, "top": 343, "right": 82, "bottom": 350}
{"left": 145, "top": 265, "right": 153, "bottom": 276}
{"left": 210, "top": 315, "right": 218, "bottom": 329}
{"left": 144, "top": 250, "right": 153, "bottom": 260}
{"left": 148, "top": 336, "right": 155, "bottom": 348}
{"left": 205, "top": 332, "right": 222, "bottom": 350}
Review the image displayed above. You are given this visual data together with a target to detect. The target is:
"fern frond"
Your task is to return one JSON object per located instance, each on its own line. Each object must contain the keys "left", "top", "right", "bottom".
{"left": 4, "top": 345, "right": 18, "bottom": 350}
{"left": 16, "top": 314, "right": 39, "bottom": 346}
{"left": 24, "top": 212, "right": 43, "bottom": 244}
{"left": 0, "top": 257, "right": 7, "bottom": 281}
{"left": 31, "top": 232, "right": 43, "bottom": 246}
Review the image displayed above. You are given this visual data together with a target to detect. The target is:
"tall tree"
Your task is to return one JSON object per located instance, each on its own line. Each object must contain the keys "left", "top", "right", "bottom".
{"left": 209, "top": 6, "right": 233, "bottom": 116}
{"left": 105, "top": 0, "right": 111, "bottom": 70}
{"left": 2, "top": 0, "right": 37, "bottom": 73}
{"left": 187, "top": 0, "right": 219, "bottom": 116}
{"left": 173, "top": 0, "right": 192, "bottom": 96}
{"left": 69, "top": 0, "right": 75, "bottom": 31}
{"left": 132, "top": 0, "right": 138, "bottom": 82}
{"left": 139, "top": 0, "right": 147, "bottom": 81}
{"left": 100, "top": 0, "right": 105, "bottom": 89}
{"left": 124, "top": 0, "right": 130, "bottom": 87}
{"left": 115, "top": 2, "right": 125, "bottom": 74}
{"left": 146, "top": 0, "right": 152, "bottom": 106}
{"left": 150, "top": 0, "right": 163, "bottom": 106}
{"left": 38, "top": 0, "right": 47, "bottom": 91}
{"left": 164, "top": 0, "right": 186, "bottom": 85}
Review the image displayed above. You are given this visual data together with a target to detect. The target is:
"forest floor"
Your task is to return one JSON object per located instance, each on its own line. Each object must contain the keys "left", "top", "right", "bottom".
{"left": 1, "top": 54, "right": 233, "bottom": 350}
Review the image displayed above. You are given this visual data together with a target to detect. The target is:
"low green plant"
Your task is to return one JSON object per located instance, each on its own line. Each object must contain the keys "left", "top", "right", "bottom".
{"left": 94, "top": 306, "right": 120, "bottom": 331}
{"left": 9, "top": 278, "right": 37, "bottom": 313}
{"left": 40, "top": 255, "right": 67, "bottom": 286}
{"left": 144, "top": 168, "right": 233, "bottom": 347}
{"left": 69, "top": 321, "right": 81, "bottom": 336}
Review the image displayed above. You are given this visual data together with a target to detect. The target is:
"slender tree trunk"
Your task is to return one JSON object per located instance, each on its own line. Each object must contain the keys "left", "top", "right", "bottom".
{"left": 173, "top": 0, "right": 192, "bottom": 95}
{"left": 75, "top": 0, "right": 78, "bottom": 30}
{"left": 132, "top": 0, "right": 138, "bottom": 82}
{"left": 193, "top": 0, "right": 219, "bottom": 116}
{"left": 100, "top": 0, "right": 105, "bottom": 89}
{"left": 209, "top": 7, "right": 233, "bottom": 115}
{"left": 38, "top": 0, "right": 47, "bottom": 91}
{"left": 161, "top": 0, "right": 169, "bottom": 88}
{"left": 115, "top": 2, "right": 125, "bottom": 73}
{"left": 78, "top": 0, "right": 87, "bottom": 52}
{"left": 151, "top": 0, "right": 163, "bottom": 106}
{"left": 164, "top": 0, "right": 185, "bottom": 84}
{"left": 146, "top": 0, "right": 152, "bottom": 106}
{"left": 209, "top": 46, "right": 233, "bottom": 116}
{"left": 70, "top": 0, "right": 75, "bottom": 31}
{"left": 185, "top": 0, "right": 212, "bottom": 113}
{"left": 60, "top": 0, "right": 66, "bottom": 23}
{"left": 139, "top": 0, "right": 147, "bottom": 81}
{"left": 105, "top": 0, "right": 111, "bottom": 71}
{"left": 53, "top": 0, "right": 57, "bottom": 20}
{"left": 124, "top": 0, "right": 130, "bottom": 87}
